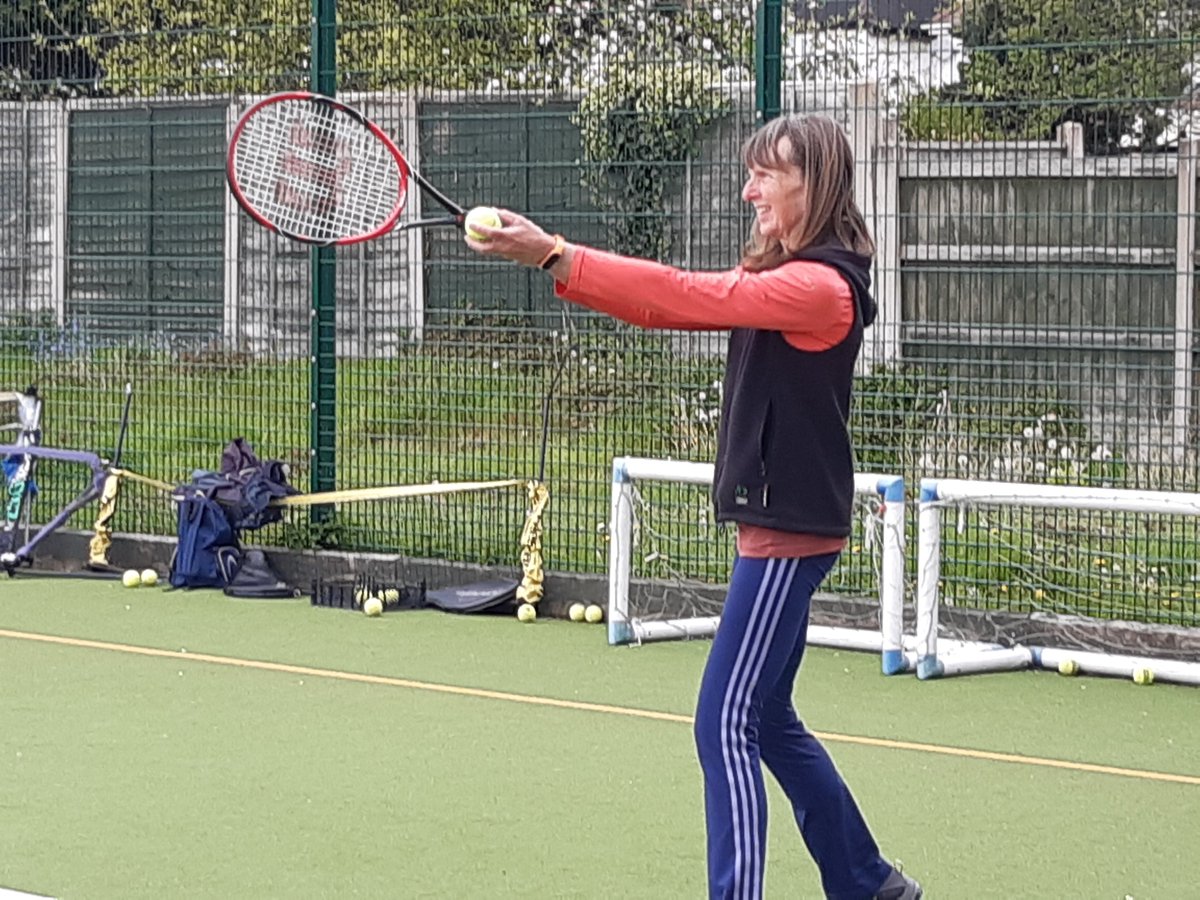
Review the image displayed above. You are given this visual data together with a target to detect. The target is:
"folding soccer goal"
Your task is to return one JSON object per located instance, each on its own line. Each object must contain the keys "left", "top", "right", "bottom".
{"left": 606, "top": 456, "right": 912, "bottom": 673}
{"left": 917, "top": 478, "right": 1200, "bottom": 686}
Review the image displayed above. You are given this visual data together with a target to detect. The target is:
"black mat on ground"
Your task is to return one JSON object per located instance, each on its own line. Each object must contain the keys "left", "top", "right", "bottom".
{"left": 426, "top": 578, "right": 519, "bottom": 614}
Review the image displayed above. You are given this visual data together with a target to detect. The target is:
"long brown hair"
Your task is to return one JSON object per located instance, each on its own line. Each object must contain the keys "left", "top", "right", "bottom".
{"left": 740, "top": 115, "right": 874, "bottom": 272}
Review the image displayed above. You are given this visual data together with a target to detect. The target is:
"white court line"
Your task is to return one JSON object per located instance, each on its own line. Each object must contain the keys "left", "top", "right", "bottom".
{"left": 0, "top": 890, "right": 55, "bottom": 899}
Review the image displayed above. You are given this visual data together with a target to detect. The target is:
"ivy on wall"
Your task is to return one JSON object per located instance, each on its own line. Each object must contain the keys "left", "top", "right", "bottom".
{"left": 574, "top": 59, "right": 728, "bottom": 259}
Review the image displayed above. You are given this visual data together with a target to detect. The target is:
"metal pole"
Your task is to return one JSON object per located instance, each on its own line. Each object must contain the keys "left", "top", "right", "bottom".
{"left": 310, "top": 0, "right": 337, "bottom": 517}
{"left": 755, "top": 0, "right": 783, "bottom": 124}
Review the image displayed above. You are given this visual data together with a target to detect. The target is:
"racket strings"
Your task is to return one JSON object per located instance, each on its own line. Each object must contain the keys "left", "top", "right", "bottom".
{"left": 234, "top": 101, "right": 406, "bottom": 242}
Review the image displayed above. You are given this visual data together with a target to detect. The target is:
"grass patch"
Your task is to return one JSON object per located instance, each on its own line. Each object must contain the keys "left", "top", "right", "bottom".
{"left": 2, "top": 334, "right": 1198, "bottom": 627}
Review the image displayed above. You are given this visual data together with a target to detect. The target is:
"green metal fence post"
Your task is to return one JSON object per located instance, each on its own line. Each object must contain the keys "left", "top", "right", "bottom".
{"left": 310, "top": 0, "right": 337, "bottom": 517}
{"left": 755, "top": 0, "right": 783, "bottom": 123}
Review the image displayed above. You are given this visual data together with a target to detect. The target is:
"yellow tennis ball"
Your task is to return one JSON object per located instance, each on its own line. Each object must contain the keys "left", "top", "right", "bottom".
{"left": 1132, "top": 666, "right": 1155, "bottom": 685}
{"left": 122, "top": 569, "right": 141, "bottom": 588}
{"left": 584, "top": 604, "right": 604, "bottom": 624}
{"left": 140, "top": 569, "right": 158, "bottom": 587}
{"left": 383, "top": 588, "right": 400, "bottom": 603}
{"left": 1057, "top": 659, "right": 1079, "bottom": 676}
{"left": 517, "top": 602, "right": 536, "bottom": 623}
{"left": 363, "top": 596, "right": 383, "bottom": 617}
{"left": 568, "top": 602, "right": 586, "bottom": 622}
{"left": 464, "top": 206, "right": 502, "bottom": 240}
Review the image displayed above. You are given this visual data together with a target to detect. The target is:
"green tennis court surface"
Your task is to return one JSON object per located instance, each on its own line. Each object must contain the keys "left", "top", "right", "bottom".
{"left": 1, "top": 578, "right": 1197, "bottom": 899}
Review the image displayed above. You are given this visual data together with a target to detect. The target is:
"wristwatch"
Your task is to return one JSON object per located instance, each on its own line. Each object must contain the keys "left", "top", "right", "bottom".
{"left": 538, "top": 234, "right": 566, "bottom": 270}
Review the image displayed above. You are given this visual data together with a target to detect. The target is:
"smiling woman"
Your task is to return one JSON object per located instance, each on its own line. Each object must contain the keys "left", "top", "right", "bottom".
{"left": 462, "top": 115, "right": 920, "bottom": 900}
{"left": 740, "top": 114, "right": 876, "bottom": 270}
{"left": 741, "top": 151, "right": 805, "bottom": 243}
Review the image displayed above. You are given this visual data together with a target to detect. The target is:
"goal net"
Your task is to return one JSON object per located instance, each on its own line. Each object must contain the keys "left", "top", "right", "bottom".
{"left": 606, "top": 456, "right": 911, "bottom": 673}
{"left": 917, "top": 478, "right": 1200, "bottom": 686}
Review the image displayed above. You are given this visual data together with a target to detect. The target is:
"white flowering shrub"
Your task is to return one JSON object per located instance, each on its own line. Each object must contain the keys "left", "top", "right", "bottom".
{"left": 518, "top": 1, "right": 752, "bottom": 90}
{"left": 673, "top": 377, "right": 724, "bottom": 458}
{"left": 853, "top": 366, "right": 1128, "bottom": 488}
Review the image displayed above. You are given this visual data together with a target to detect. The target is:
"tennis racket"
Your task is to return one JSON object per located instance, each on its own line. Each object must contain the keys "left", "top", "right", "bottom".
{"left": 227, "top": 91, "right": 466, "bottom": 246}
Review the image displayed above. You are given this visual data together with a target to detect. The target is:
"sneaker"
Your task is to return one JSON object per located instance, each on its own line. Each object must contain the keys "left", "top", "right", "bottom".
{"left": 875, "top": 864, "right": 923, "bottom": 900}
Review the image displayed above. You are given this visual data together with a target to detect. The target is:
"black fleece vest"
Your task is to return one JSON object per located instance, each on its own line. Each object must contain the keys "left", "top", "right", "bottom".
{"left": 712, "top": 244, "right": 874, "bottom": 536}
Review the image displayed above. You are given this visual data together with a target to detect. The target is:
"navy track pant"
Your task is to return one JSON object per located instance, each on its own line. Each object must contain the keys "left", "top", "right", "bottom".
{"left": 693, "top": 554, "right": 893, "bottom": 900}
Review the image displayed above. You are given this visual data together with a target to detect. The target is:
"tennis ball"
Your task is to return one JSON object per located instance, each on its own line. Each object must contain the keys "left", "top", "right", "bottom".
{"left": 122, "top": 569, "right": 141, "bottom": 588}
{"left": 584, "top": 604, "right": 604, "bottom": 624}
{"left": 140, "top": 568, "right": 158, "bottom": 587}
{"left": 1133, "top": 666, "right": 1155, "bottom": 685}
{"left": 363, "top": 596, "right": 384, "bottom": 617}
{"left": 383, "top": 588, "right": 400, "bottom": 603}
{"left": 464, "top": 206, "right": 502, "bottom": 241}
{"left": 517, "top": 602, "right": 536, "bottom": 623}
{"left": 1057, "top": 659, "right": 1079, "bottom": 676}
{"left": 568, "top": 602, "right": 586, "bottom": 622}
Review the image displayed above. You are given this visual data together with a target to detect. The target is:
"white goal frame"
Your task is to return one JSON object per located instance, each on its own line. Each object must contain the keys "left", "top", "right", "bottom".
{"left": 917, "top": 478, "right": 1200, "bottom": 686}
{"left": 607, "top": 456, "right": 913, "bottom": 674}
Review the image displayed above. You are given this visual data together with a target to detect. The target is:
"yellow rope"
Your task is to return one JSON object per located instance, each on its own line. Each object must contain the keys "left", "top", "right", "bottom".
{"left": 108, "top": 468, "right": 522, "bottom": 507}
{"left": 271, "top": 479, "right": 525, "bottom": 507}
{"left": 108, "top": 467, "right": 175, "bottom": 493}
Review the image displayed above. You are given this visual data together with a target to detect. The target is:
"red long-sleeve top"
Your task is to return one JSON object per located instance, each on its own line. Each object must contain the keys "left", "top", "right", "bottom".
{"left": 556, "top": 248, "right": 854, "bottom": 558}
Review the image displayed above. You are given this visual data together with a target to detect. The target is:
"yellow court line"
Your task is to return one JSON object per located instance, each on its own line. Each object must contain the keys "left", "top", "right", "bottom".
{"left": 2, "top": 627, "right": 1198, "bottom": 788}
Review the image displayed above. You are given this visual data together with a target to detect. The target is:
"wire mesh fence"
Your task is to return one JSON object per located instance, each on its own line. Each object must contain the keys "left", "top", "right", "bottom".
{"left": 2, "top": 1, "right": 1200, "bottom": 636}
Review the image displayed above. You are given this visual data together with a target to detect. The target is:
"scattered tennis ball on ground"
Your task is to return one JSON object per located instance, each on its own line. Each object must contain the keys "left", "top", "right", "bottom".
{"left": 584, "top": 604, "right": 604, "bottom": 624}
{"left": 1057, "top": 659, "right": 1079, "bottom": 676}
{"left": 1132, "top": 666, "right": 1155, "bottom": 685}
{"left": 383, "top": 588, "right": 400, "bottom": 603}
{"left": 568, "top": 602, "right": 586, "bottom": 622}
{"left": 122, "top": 569, "right": 141, "bottom": 588}
{"left": 517, "top": 602, "right": 537, "bottom": 623}
{"left": 363, "top": 596, "right": 384, "bottom": 617}
{"left": 464, "top": 206, "right": 502, "bottom": 240}
{"left": 140, "top": 569, "right": 158, "bottom": 587}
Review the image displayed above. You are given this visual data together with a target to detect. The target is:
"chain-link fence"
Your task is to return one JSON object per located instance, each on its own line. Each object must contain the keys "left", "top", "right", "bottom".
{"left": 3, "top": 1, "right": 1200, "bottom": 635}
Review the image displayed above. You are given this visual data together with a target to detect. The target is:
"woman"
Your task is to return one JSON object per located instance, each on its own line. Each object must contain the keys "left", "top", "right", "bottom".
{"left": 466, "top": 114, "right": 923, "bottom": 900}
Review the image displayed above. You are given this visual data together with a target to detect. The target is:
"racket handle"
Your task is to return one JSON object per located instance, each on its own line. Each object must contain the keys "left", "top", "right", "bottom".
{"left": 411, "top": 170, "right": 465, "bottom": 217}
{"left": 397, "top": 215, "right": 464, "bottom": 231}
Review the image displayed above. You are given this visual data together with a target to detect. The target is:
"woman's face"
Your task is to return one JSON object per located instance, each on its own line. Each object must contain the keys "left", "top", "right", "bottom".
{"left": 741, "top": 137, "right": 806, "bottom": 243}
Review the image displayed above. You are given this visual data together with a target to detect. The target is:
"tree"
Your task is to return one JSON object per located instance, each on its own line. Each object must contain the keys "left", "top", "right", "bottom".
{"left": 81, "top": 0, "right": 750, "bottom": 261}
{"left": 83, "top": 0, "right": 544, "bottom": 95}
{"left": 1, "top": 0, "right": 103, "bottom": 98}
{"left": 561, "top": 2, "right": 750, "bottom": 257}
{"left": 82, "top": 0, "right": 753, "bottom": 97}
{"left": 903, "top": 0, "right": 1200, "bottom": 153}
